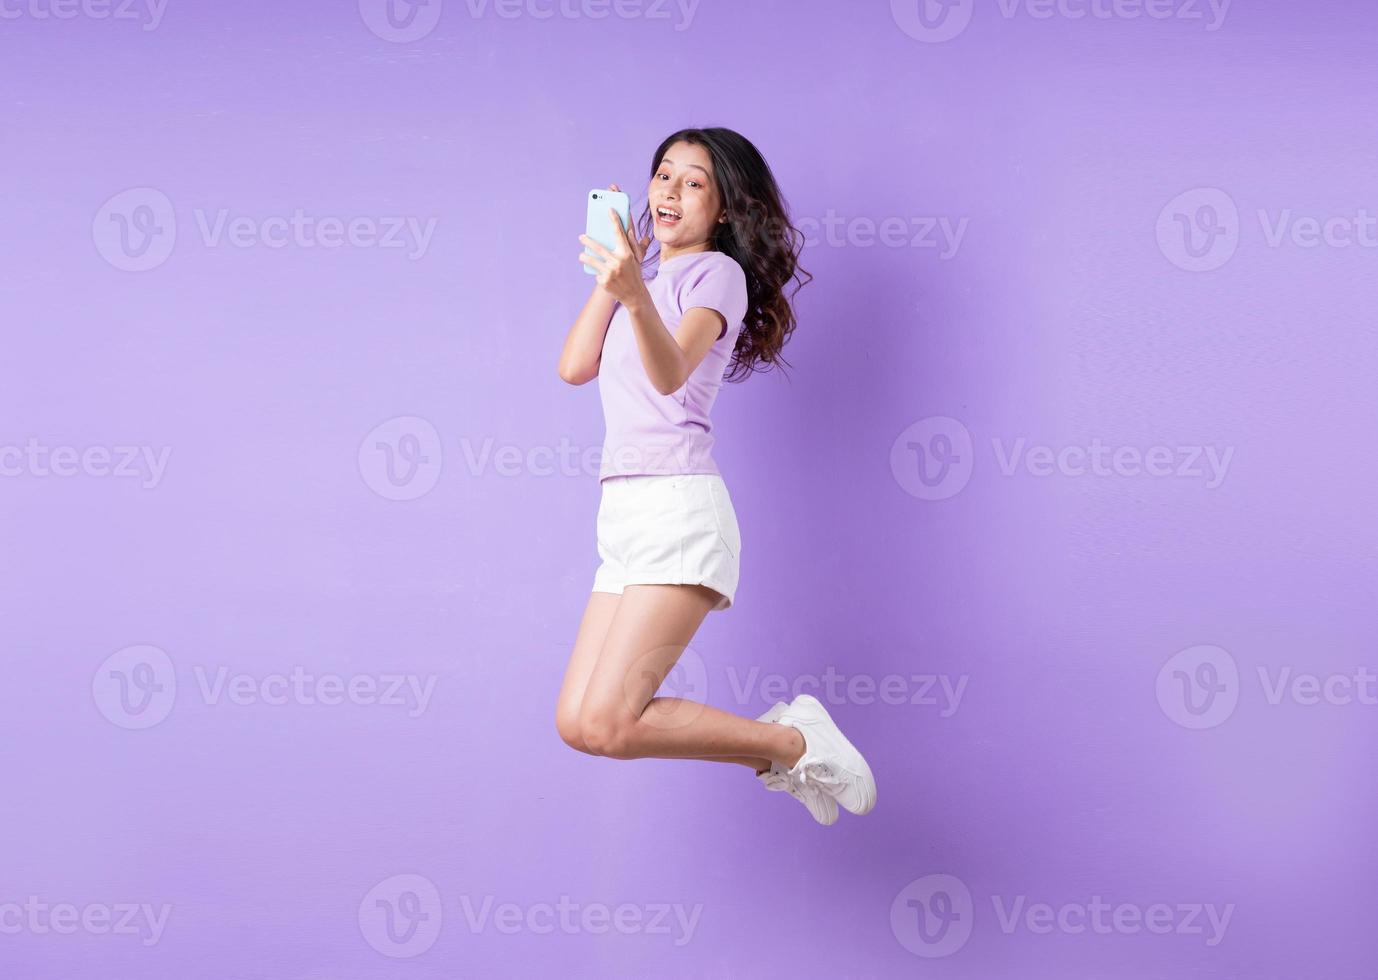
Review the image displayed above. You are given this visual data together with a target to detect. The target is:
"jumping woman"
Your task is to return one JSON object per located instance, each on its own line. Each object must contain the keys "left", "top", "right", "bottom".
{"left": 556, "top": 127, "right": 877, "bottom": 824}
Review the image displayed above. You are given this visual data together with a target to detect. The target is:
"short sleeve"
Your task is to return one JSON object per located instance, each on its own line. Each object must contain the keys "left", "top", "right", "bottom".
{"left": 681, "top": 255, "right": 748, "bottom": 342}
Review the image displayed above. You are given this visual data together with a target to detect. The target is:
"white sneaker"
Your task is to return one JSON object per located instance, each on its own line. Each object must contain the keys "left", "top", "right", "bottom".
{"left": 755, "top": 702, "right": 838, "bottom": 825}
{"left": 778, "top": 695, "right": 877, "bottom": 815}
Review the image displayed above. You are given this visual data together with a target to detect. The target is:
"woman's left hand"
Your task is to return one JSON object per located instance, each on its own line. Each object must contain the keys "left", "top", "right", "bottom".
{"left": 579, "top": 208, "right": 651, "bottom": 307}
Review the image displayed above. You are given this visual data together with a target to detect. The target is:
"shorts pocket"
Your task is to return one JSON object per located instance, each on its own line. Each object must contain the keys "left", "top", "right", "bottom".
{"left": 706, "top": 478, "right": 741, "bottom": 559}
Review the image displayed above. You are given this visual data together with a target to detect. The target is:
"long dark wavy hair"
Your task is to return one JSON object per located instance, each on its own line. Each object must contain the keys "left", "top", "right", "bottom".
{"left": 636, "top": 127, "right": 811, "bottom": 383}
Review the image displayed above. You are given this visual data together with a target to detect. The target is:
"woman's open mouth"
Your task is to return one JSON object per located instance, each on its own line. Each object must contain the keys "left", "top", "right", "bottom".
{"left": 655, "top": 206, "right": 683, "bottom": 227}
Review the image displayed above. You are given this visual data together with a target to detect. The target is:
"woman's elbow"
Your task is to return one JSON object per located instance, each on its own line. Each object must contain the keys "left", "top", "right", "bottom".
{"left": 652, "top": 374, "right": 685, "bottom": 397}
{"left": 558, "top": 361, "right": 597, "bottom": 386}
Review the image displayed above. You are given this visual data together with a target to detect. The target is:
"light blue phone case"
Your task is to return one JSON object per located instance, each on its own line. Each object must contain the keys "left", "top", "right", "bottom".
{"left": 583, "top": 189, "right": 631, "bottom": 274}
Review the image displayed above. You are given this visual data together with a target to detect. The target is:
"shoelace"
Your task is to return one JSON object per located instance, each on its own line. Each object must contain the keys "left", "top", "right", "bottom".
{"left": 794, "top": 759, "right": 841, "bottom": 793}
{"left": 759, "top": 766, "right": 793, "bottom": 793}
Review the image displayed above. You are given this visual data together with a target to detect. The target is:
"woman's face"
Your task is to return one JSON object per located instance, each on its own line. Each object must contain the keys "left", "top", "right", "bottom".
{"left": 648, "top": 140, "right": 724, "bottom": 251}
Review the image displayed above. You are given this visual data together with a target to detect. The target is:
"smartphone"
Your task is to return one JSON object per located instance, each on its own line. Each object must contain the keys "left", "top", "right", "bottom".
{"left": 583, "top": 189, "right": 631, "bottom": 274}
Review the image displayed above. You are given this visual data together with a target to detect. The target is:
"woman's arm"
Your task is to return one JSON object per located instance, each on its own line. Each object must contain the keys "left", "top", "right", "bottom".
{"left": 558, "top": 182, "right": 640, "bottom": 387}
{"left": 621, "top": 298, "right": 722, "bottom": 396}
{"left": 577, "top": 206, "right": 722, "bottom": 396}
{"left": 557, "top": 284, "right": 617, "bottom": 386}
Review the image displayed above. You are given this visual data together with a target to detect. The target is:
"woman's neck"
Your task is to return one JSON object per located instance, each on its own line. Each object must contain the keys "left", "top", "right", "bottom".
{"left": 659, "top": 242, "right": 714, "bottom": 266}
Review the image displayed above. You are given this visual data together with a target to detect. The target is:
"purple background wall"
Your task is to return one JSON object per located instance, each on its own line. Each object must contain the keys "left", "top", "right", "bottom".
{"left": 3, "top": 0, "right": 1375, "bottom": 977}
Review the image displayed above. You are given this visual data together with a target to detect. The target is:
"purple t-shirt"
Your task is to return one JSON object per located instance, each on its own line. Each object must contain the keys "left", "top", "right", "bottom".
{"left": 597, "top": 250, "right": 749, "bottom": 482}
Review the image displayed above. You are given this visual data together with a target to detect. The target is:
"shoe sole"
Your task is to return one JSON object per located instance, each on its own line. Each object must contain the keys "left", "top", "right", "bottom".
{"left": 790, "top": 694, "right": 877, "bottom": 815}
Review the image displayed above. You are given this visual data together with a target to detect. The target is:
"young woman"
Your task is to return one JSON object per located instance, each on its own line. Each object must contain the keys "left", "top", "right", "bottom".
{"left": 555, "top": 127, "right": 876, "bottom": 825}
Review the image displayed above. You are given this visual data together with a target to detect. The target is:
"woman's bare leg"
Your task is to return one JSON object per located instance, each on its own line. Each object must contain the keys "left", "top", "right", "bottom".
{"left": 556, "top": 588, "right": 773, "bottom": 770}
{"left": 575, "top": 583, "right": 807, "bottom": 765}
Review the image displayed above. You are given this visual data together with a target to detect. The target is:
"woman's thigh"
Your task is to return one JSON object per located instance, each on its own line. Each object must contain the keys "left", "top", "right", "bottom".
{"left": 556, "top": 590, "right": 623, "bottom": 731}
{"left": 579, "top": 583, "right": 719, "bottom": 725}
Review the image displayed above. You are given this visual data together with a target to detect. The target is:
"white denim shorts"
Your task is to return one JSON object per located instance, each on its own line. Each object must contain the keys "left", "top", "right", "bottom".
{"left": 592, "top": 472, "right": 741, "bottom": 611}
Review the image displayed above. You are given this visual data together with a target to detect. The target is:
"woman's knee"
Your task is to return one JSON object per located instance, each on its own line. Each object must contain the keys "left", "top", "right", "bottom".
{"left": 578, "top": 704, "right": 637, "bottom": 759}
{"left": 555, "top": 704, "right": 591, "bottom": 753}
